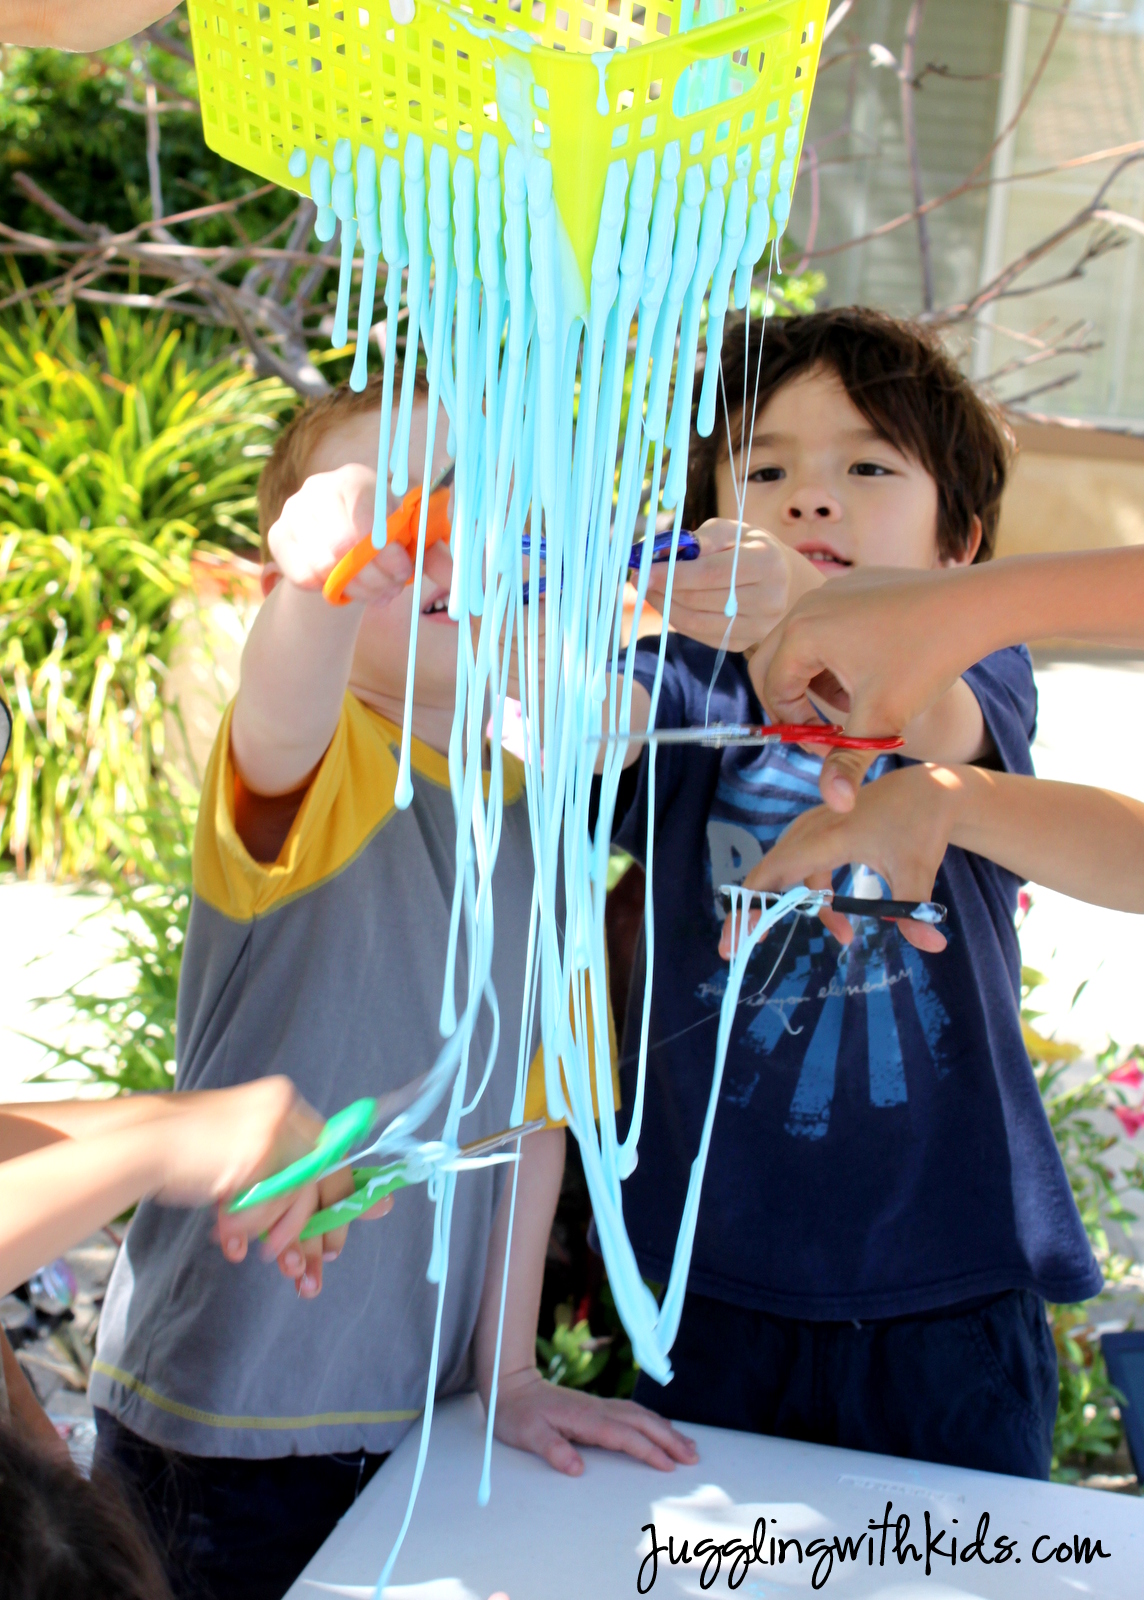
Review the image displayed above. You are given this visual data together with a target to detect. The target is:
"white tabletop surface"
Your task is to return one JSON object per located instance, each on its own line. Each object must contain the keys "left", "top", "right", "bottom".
{"left": 287, "top": 1393, "right": 1143, "bottom": 1600}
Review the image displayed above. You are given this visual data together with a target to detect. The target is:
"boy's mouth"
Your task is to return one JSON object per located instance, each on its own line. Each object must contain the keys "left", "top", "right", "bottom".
{"left": 422, "top": 593, "right": 453, "bottom": 620}
{"left": 795, "top": 540, "right": 853, "bottom": 575}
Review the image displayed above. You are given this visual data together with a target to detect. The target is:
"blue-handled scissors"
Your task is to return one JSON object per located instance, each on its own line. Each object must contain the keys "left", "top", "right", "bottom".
{"left": 521, "top": 529, "right": 701, "bottom": 597}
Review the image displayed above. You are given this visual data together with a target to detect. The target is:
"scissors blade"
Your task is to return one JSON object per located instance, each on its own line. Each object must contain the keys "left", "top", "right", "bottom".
{"left": 429, "top": 459, "right": 455, "bottom": 497}
{"left": 598, "top": 723, "right": 904, "bottom": 752}
{"left": 457, "top": 1118, "right": 547, "bottom": 1160}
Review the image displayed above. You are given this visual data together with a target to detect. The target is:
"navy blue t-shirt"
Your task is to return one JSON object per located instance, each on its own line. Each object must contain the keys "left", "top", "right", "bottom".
{"left": 610, "top": 635, "right": 1100, "bottom": 1320}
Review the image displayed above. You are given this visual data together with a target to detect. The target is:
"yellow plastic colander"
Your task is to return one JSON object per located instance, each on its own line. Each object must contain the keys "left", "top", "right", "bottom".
{"left": 187, "top": 0, "right": 827, "bottom": 291}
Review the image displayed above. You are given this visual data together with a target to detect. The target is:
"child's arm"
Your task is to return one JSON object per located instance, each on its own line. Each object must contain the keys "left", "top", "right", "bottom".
{"left": 1, "top": 0, "right": 178, "bottom": 49}
{"left": 1, "top": 1328, "right": 68, "bottom": 1461}
{"left": 754, "top": 550, "right": 1144, "bottom": 811}
{"left": 895, "top": 680, "right": 991, "bottom": 767}
{"left": 0, "top": 1093, "right": 177, "bottom": 1157}
{"left": 644, "top": 523, "right": 987, "bottom": 764}
{"left": 472, "top": 1127, "right": 697, "bottom": 1476}
{"left": 719, "top": 764, "right": 1144, "bottom": 958}
{"left": 0, "top": 1078, "right": 335, "bottom": 1298}
{"left": 230, "top": 465, "right": 413, "bottom": 799}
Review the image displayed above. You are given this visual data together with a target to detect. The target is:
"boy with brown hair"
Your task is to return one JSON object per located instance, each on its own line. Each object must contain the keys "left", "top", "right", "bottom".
{"left": 607, "top": 308, "right": 1097, "bottom": 1479}
{"left": 91, "top": 373, "right": 693, "bottom": 1600}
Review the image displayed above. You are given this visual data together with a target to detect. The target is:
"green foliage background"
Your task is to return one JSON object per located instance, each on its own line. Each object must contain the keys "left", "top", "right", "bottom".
{"left": 0, "top": 41, "right": 292, "bottom": 258}
{"left": 0, "top": 302, "right": 294, "bottom": 877}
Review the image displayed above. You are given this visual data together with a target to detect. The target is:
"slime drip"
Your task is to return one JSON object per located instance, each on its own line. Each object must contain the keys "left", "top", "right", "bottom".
{"left": 591, "top": 51, "right": 611, "bottom": 114}
{"left": 290, "top": 112, "right": 806, "bottom": 1594}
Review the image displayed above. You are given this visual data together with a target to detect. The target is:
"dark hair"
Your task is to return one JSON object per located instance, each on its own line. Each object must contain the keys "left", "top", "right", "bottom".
{"left": 0, "top": 1424, "right": 172, "bottom": 1600}
{"left": 684, "top": 307, "right": 1013, "bottom": 563}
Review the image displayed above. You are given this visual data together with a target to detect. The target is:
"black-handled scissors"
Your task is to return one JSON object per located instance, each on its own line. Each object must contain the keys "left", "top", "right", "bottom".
{"left": 717, "top": 888, "right": 946, "bottom": 926}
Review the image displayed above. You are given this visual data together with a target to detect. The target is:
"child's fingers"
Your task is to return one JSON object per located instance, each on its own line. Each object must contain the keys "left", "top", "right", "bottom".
{"left": 280, "top": 1233, "right": 324, "bottom": 1298}
{"left": 314, "top": 1166, "right": 358, "bottom": 1261}
{"left": 818, "top": 905, "right": 855, "bottom": 946}
{"left": 897, "top": 918, "right": 947, "bottom": 954}
{"left": 215, "top": 1207, "right": 250, "bottom": 1265}
{"left": 600, "top": 1401, "right": 697, "bottom": 1464}
{"left": 524, "top": 1417, "right": 586, "bottom": 1477}
{"left": 718, "top": 906, "right": 763, "bottom": 960}
{"left": 259, "top": 1180, "right": 321, "bottom": 1262}
{"left": 344, "top": 540, "right": 413, "bottom": 604}
{"left": 570, "top": 1404, "right": 685, "bottom": 1473}
{"left": 819, "top": 745, "right": 880, "bottom": 813}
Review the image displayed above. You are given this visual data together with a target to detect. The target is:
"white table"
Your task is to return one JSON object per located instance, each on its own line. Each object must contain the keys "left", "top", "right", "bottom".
{"left": 287, "top": 1393, "right": 1143, "bottom": 1599}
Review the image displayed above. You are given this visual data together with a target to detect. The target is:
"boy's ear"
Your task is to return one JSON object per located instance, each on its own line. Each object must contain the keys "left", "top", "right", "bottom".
{"left": 260, "top": 561, "right": 283, "bottom": 598}
{"left": 944, "top": 515, "right": 983, "bottom": 568}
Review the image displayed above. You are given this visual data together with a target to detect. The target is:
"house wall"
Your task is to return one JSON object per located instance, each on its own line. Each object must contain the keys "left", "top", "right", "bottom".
{"left": 996, "top": 421, "right": 1144, "bottom": 558}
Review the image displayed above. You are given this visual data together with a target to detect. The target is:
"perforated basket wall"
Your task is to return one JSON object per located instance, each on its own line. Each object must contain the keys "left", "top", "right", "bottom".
{"left": 188, "top": 0, "right": 827, "bottom": 288}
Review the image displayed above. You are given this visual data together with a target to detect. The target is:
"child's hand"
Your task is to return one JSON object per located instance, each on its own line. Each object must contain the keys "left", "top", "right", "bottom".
{"left": 489, "top": 1367, "right": 698, "bottom": 1477}
{"left": 752, "top": 567, "right": 975, "bottom": 810}
{"left": 718, "top": 764, "right": 957, "bottom": 957}
{"left": 143, "top": 1076, "right": 392, "bottom": 1300}
{"left": 644, "top": 520, "right": 822, "bottom": 652}
{"left": 150, "top": 1077, "right": 326, "bottom": 1209}
{"left": 201, "top": 1081, "right": 394, "bottom": 1300}
{"left": 2, "top": 0, "right": 180, "bottom": 51}
{"left": 267, "top": 463, "right": 413, "bottom": 603}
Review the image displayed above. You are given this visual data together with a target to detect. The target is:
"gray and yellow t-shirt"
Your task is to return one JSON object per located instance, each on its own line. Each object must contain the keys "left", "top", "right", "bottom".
{"left": 91, "top": 694, "right": 552, "bottom": 1459}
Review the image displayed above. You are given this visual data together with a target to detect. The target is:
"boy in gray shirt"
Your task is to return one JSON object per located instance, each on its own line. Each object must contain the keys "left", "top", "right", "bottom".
{"left": 92, "top": 377, "right": 693, "bottom": 1600}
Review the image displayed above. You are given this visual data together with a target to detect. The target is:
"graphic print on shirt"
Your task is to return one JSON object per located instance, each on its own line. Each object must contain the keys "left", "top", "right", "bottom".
{"left": 700, "top": 746, "right": 953, "bottom": 1140}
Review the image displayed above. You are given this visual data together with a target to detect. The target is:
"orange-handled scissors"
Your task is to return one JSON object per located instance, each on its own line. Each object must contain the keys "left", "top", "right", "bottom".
{"left": 322, "top": 461, "right": 455, "bottom": 606}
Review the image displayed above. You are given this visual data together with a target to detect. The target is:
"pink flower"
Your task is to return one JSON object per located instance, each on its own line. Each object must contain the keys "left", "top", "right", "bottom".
{"left": 1017, "top": 890, "right": 1032, "bottom": 914}
{"left": 1114, "top": 1106, "right": 1144, "bottom": 1138}
{"left": 1109, "top": 1059, "right": 1144, "bottom": 1088}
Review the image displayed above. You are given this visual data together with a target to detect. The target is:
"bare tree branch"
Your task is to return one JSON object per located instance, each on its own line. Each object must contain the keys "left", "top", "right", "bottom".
{"left": 142, "top": 77, "right": 165, "bottom": 223}
{"left": 823, "top": 0, "right": 854, "bottom": 41}
{"left": 929, "top": 151, "right": 1144, "bottom": 326}
{"left": 138, "top": 23, "right": 195, "bottom": 64}
{"left": 804, "top": 0, "right": 1073, "bottom": 262}
{"left": 8, "top": 171, "right": 329, "bottom": 396}
{"left": 899, "top": 1, "right": 933, "bottom": 310}
{"left": 1003, "top": 370, "right": 1082, "bottom": 407}
{"left": 911, "top": 62, "right": 1003, "bottom": 89}
{"left": 979, "top": 321, "right": 1100, "bottom": 385}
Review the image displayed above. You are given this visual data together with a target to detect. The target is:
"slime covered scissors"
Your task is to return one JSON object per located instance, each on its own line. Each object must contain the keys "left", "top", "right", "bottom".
{"left": 228, "top": 1078, "right": 545, "bottom": 1243}
{"left": 602, "top": 722, "right": 905, "bottom": 752}
{"left": 521, "top": 527, "right": 701, "bottom": 597}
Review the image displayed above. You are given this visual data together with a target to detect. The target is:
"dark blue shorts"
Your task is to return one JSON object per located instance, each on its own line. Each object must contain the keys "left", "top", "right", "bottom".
{"left": 94, "top": 1409, "right": 387, "bottom": 1600}
{"left": 633, "top": 1288, "right": 1058, "bottom": 1480}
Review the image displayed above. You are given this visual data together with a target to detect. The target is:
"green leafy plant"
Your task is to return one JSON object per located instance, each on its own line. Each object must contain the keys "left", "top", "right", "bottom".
{"left": 1050, "top": 1304, "right": 1125, "bottom": 1471}
{"left": 539, "top": 1280, "right": 642, "bottom": 1401}
{"left": 28, "top": 772, "right": 196, "bottom": 1094}
{"left": 0, "top": 300, "right": 293, "bottom": 877}
{"left": 537, "top": 1304, "right": 613, "bottom": 1391}
{"left": 1023, "top": 964, "right": 1144, "bottom": 1478}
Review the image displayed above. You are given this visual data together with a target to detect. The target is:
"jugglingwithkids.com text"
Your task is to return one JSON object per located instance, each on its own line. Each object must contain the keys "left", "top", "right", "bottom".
{"left": 636, "top": 1502, "right": 1112, "bottom": 1592}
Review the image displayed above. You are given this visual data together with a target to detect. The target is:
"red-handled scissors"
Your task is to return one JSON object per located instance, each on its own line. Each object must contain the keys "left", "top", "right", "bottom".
{"left": 600, "top": 723, "right": 903, "bottom": 752}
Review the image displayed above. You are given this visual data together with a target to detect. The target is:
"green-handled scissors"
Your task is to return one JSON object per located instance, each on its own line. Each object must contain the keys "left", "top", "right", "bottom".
{"left": 228, "top": 1072, "right": 433, "bottom": 1218}
{"left": 297, "top": 1118, "right": 547, "bottom": 1241}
